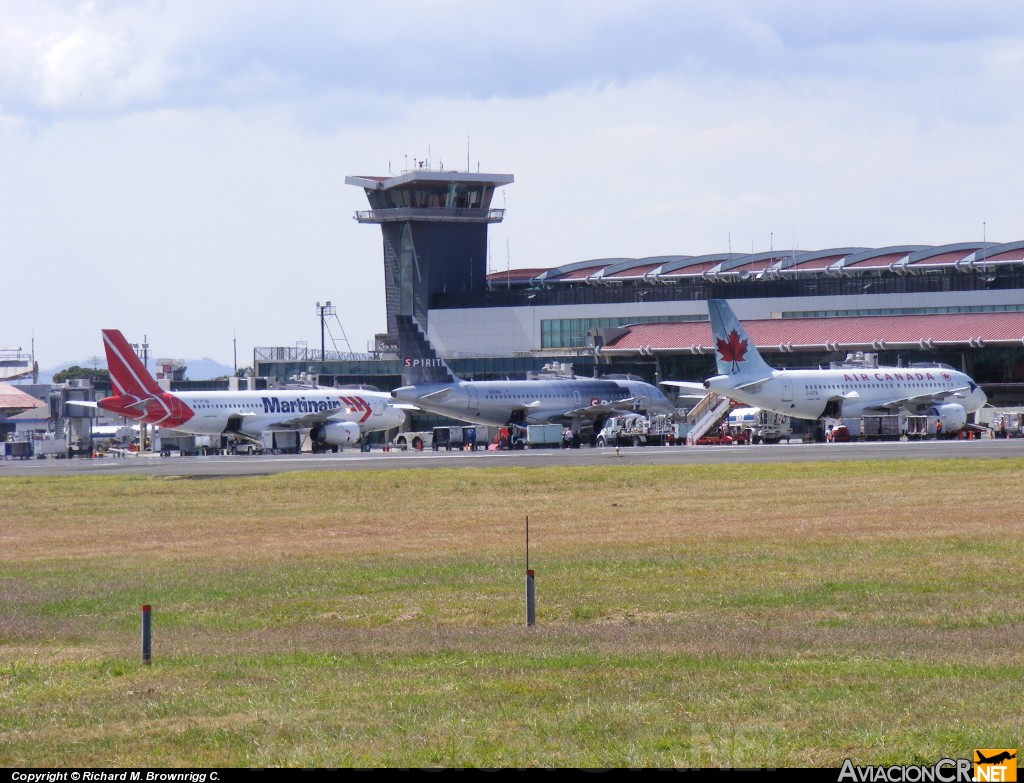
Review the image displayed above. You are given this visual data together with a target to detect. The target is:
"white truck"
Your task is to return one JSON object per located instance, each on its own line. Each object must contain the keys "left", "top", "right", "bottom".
{"left": 726, "top": 407, "right": 793, "bottom": 444}
{"left": 595, "top": 414, "right": 675, "bottom": 447}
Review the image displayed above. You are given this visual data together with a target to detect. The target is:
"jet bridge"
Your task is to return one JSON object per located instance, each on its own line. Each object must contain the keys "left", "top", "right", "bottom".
{"left": 48, "top": 379, "right": 96, "bottom": 457}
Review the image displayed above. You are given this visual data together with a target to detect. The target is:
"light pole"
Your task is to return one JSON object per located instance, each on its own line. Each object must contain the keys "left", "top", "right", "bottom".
{"left": 315, "top": 301, "right": 336, "bottom": 361}
{"left": 130, "top": 338, "right": 149, "bottom": 450}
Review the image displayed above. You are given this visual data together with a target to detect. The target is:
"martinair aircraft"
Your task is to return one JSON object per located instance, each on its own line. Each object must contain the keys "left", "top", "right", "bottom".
{"left": 78, "top": 329, "right": 407, "bottom": 450}
{"left": 688, "top": 299, "right": 987, "bottom": 431}
{"left": 390, "top": 315, "right": 677, "bottom": 433}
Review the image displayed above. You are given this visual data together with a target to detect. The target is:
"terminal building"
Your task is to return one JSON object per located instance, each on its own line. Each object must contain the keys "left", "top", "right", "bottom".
{"left": 254, "top": 166, "right": 1024, "bottom": 410}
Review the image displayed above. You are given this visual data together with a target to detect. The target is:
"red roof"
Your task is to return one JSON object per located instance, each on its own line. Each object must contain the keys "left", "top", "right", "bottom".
{"left": 981, "top": 249, "right": 1024, "bottom": 263}
{"left": 602, "top": 312, "right": 1024, "bottom": 352}
{"left": 907, "top": 250, "right": 970, "bottom": 267}
{"left": 657, "top": 261, "right": 720, "bottom": 277}
{"left": 724, "top": 258, "right": 782, "bottom": 273}
{"left": 555, "top": 266, "right": 608, "bottom": 281}
{"left": 0, "top": 382, "right": 45, "bottom": 418}
{"left": 844, "top": 252, "right": 907, "bottom": 269}
{"left": 787, "top": 254, "right": 847, "bottom": 271}
{"left": 487, "top": 268, "right": 548, "bottom": 284}
{"left": 604, "top": 263, "right": 662, "bottom": 279}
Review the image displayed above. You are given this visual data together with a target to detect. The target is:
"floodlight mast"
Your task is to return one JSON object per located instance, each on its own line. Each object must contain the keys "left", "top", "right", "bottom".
{"left": 315, "top": 301, "right": 336, "bottom": 361}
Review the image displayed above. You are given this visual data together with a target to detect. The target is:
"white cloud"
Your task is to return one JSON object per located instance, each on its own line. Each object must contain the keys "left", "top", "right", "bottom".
{"left": 1, "top": 1, "right": 1023, "bottom": 368}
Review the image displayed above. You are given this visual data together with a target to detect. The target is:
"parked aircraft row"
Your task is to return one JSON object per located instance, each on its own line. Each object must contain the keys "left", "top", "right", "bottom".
{"left": 391, "top": 303, "right": 986, "bottom": 436}
{"left": 77, "top": 300, "right": 986, "bottom": 448}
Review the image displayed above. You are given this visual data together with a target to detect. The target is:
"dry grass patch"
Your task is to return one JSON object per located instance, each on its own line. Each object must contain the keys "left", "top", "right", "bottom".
{"left": 1, "top": 459, "right": 1021, "bottom": 766}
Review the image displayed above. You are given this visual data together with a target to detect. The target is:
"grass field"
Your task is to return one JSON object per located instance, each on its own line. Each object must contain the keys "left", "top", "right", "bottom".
{"left": 1, "top": 459, "right": 1021, "bottom": 767}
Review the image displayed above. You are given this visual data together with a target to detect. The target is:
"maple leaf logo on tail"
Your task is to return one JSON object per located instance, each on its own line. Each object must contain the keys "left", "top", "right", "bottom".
{"left": 717, "top": 329, "right": 748, "bottom": 373}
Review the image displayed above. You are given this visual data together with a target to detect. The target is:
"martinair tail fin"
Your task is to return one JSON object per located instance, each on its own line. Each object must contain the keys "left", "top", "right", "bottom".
{"left": 395, "top": 315, "right": 459, "bottom": 386}
{"left": 102, "top": 329, "right": 164, "bottom": 398}
{"left": 707, "top": 300, "right": 773, "bottom": 377}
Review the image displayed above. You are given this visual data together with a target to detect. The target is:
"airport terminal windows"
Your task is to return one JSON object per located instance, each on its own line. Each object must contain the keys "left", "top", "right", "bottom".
{"left": 369, "top": 183, "right": 493, "bottom": 211}
{"left": 782, "top": 303, "right": 1024, "bottom": 319}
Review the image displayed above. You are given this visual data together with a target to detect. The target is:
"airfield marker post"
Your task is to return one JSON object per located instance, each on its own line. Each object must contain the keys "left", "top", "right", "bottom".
{"left": 141, "top": 604, "right": 152, "bottom": 665}
{"left": 525, "top": 516, "right": 536, "bottom": 626}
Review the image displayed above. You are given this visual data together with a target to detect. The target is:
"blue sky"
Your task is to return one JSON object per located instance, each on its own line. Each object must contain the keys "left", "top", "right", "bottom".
{"left": 3, "top": 1, "right": 1023, "bottom": 371}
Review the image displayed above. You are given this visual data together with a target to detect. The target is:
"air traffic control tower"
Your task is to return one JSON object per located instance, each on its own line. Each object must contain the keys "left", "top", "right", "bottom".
{"left": 346, "top": 167, "right": 514, "bottom": 342}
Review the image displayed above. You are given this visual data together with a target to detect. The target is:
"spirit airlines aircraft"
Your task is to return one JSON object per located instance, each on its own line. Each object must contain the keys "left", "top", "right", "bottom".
{"left": 699, "top": 299, "right": 987, "bottom": 431}
{"left": 390, "top": 316, "right": 676, "bottom": 433}
{"left": 86, "top": 329, "right": 407, "bottom": 450}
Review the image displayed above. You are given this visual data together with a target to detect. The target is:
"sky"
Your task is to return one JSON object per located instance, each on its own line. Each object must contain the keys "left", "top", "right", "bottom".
{"left": 3, "top": 0, "right": 1024, "bottom": 374}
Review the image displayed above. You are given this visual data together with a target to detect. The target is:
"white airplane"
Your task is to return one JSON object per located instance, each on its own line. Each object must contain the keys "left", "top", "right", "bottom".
{"left": 693, "top": 299, "right": 987, "bottom": 431}
{"left": 79, "top": 329, "right": 407, "bottom": 451}
{"left": 390, "top": 316, "right": 677, "bottom": 434}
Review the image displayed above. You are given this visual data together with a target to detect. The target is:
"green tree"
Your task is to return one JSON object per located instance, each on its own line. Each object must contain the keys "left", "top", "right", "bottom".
{"left": 53, "top": 366, "right": 111, "bottom": 384}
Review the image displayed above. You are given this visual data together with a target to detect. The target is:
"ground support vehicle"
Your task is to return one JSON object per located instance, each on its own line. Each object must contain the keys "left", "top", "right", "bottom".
{"left": 2, "top": 439, "right": 33, "bottom": 459}
{"left": 258, "top": 431, "right": 299, "bottom": 454}
{"left": 392, "top": 431, "right": 434, "bottom": 451}
{"left": 823, "top": 414, "right": 902, "bottom": 442}
{"left": 695, "top": 426, "right": 749, "bottom": 446}
{"left": 431, "top": 425, "right": 489, "bottom": 451}
{"left": 905, "top": 415, "right": 938, "bottom": 440}
{"left": 524, "top": 423, "right": 563, "bottom": 448}
{"left": 725, "top": 408, "right": 792, "bottom": 444}
{"left": 861, "top": 414, "right": 902, "bottom": 441}
{"left": 33, "top": 436, "right": 69, "bottom": 458}
{"left": 154, "top": 432, "right": 198, "bottom": 456}
{"left": 596, "top": 414, "right": 675, "bottom": 447}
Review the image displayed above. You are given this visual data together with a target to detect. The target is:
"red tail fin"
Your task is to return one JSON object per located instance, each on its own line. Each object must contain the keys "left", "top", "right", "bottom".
{"left": 102, "top": 329, "right": 163, "bottom": 397}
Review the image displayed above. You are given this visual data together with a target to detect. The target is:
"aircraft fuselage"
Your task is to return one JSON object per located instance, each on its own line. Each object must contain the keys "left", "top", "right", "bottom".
{"left": 99, "top": 389, "right": 404, "bottom": 437}
{"left": 392, "top": 377, "right": 675, "bottom": 427}
{"left": 706, "top": 365, "right": 986, "bottom": 420}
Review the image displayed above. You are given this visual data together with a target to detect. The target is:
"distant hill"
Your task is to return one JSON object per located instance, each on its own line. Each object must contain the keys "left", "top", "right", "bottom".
{"left": 38, "top": 357, "right": 236, "bottom": 384}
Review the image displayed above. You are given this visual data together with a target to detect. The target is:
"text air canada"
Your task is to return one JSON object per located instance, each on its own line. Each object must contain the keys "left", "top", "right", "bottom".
{"left": 842, "top": 372, "right": 940, "bottom": 382}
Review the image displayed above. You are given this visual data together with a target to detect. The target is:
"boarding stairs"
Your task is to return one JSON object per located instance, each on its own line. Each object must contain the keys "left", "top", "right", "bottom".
{"left": 685, "top": 392, "right": 732, "bottom": 445}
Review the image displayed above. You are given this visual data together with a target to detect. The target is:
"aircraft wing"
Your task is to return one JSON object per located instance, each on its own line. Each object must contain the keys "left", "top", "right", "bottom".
{"left": 270, "top": 406, "right": 360, "bottom": 429}
{"left": 560, "top": 397, "right": 643, "bottom": 419}
{"left": 65, "top": 400, "right": 99, "bottom": 409}
{"left": 860, "top": 384, "right": 975, "bottom": 413}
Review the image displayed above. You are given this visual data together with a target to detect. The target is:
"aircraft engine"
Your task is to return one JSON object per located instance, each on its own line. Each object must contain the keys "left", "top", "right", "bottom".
{"left": 310, "top": 421, "right": 360, "bottom": 446}
{"left": 930, "top": 403, "right": 967, "bottom": 433}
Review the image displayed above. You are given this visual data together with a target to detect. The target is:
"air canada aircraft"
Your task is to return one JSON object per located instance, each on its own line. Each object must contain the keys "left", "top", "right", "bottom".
{"left": 390, "top": 316, "right": 676, "bottom": 433}
{"left": 692, "top": 299, "right": 987, "bottom": 431}
{"left": 78, "top": 329, "right": 407, "bottom": 450}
